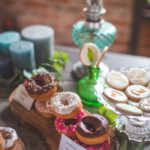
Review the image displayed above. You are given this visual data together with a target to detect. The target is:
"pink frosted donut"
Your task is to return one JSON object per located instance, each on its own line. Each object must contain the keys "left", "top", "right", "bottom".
{"left": 75, "top": 140, "right": 110, "bottom": 150}
{"left": 35, "top": 100, "right": 53, "bottom": 119}
{"left": 55, "top": 111, "right": 86, "bottom": 137}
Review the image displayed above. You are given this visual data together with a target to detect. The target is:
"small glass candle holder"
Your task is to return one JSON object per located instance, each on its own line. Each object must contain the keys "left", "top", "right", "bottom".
{"left": 76, "top": 65, "right": 102, "bottom": 107}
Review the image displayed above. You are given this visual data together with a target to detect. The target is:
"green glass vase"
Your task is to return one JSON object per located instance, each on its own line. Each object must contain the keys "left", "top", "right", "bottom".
{"left": 76, "top": 65, "right": 102, "bottom": 107}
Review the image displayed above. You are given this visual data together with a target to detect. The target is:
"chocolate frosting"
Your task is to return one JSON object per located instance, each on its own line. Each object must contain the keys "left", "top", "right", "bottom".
{"left": 24, "top": 73, "right": 56, "bottom": 95}
{"left": 76, "top": 114, "right": 108, "bottom": 138}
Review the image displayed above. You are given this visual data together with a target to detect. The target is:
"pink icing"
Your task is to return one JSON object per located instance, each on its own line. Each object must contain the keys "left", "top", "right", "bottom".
{"left": 55, "top": 111, "right": 86, "bottom": 137}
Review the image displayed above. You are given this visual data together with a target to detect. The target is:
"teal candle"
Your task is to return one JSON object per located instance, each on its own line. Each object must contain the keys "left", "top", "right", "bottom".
{"left": 9, "top": 40, "right": 36, "bottom": 71}
{"left": 0, "top": 31, "right": 21, "bottom": 55}
{"left": 21, "top": 25, "right": 54, "bottom": 66}
{"left": 0, "top": 55, "right": 14, "bottom": 78}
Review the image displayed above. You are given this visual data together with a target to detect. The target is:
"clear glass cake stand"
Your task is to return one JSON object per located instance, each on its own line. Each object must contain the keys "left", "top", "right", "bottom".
{"left": 95, "top": 74, "right": 150, "bottom": 142}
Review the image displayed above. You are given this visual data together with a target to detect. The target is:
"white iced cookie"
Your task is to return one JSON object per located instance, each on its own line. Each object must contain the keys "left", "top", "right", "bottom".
{"left": 139, "top": 97, "right": 150, "bottom": 112}
{"left": 0, "top": 127, "right": 18, "bottom": 149}
{"left": 115, "top": 103, "right": 143, "bottom": 116}
{"left": 106, "top": 70, "right": 129, "bottom": 90}
{"left": 50, "top": 92, "right": 82, "bottom": 119}
{"left": 127, "top": 68, "right": 150, "bottom": 86}
{"left": 126, "top": 85, "right": 150, "bottom": 102}
{"left": 80, "top": 43, "right": 99, "bottom": 66}
{"left": 103, "top": 88, "right": 128, "bottom": 103}
{"left": 128, "top": 100, "right": 139, "bottom": 107}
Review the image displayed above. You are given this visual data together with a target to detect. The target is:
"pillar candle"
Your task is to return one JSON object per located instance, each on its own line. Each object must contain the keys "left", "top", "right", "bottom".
{"left": 0, "top": 31, "right": 21, "bottom": 55}
{"left": 21, "top": 25, "right": 54, "bottom": 66}
{"left": 0, "top": 55, "right": 14, "bottom": 78}
{"left": 9, "top": 41, "right": 36, "bottom": 71}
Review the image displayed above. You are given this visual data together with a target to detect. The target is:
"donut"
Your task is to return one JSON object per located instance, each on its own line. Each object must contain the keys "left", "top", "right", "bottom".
{"left": 75, "top": 140, "right": 110, "bottom": 150}
{"left": 0, "top": 127, "right": 24, "bottom": 150}
{"left": 127, "top": 68, "right": 150, "bottom": 86}
{"left": 35, "top": 100, "right": 54, "bottom": 119}
{"left": 49, "top": 92, "right": 83, "bottom": 119}
{"left": 103, "top": 88, "right": 128, "bottom": 103}
{"left": 76, "top": 114, "right": 109, "bottom": 145}
{"left": 55, "top": 111, "right": 86, "bottom": 137}
{"left": 126, "top": 85, "right": 150, "bottom": 102}
{"left": 106, "top": 70, "right": 129, "bottom": 90}
{"left": 139, "top": 97, "right": 150, "bottom": 112}
{"left": 115, "top": 103, "right": 143, "bottom": 116}
{"left": 24, "top": 72, "right": 57, "bottom": 100}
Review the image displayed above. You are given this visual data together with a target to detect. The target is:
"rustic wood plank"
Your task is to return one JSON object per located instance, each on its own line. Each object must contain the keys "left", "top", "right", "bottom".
{"left": 9, "top": 90, "right": 61, "bottom": 150}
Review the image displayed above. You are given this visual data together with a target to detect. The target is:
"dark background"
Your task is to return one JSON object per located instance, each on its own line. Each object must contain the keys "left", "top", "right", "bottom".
{"left": 0, "top": 0, "right": 149, "bottom": 56}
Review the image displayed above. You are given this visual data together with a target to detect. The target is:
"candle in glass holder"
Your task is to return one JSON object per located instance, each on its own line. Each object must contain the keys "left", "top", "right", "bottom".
{"left": 0, "top": 31, "right": 21, "bottom": 55}
{"left": 21, "top": 25, "right": 54, "bottom": 66}
{"left": 0, "top": 55, "right": 14, "bottom": 78}
{"left": 9, "top": 40, "right": 35, "bottom": 71}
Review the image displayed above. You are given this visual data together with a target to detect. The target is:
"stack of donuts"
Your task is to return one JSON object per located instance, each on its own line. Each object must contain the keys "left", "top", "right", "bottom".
{"left": 23, "top": 72, "right": 111, "bottom": 149}
{"left": 47, "top": 92, "right": 86, "bottom": 137}
{"left": 24, "top": 72, "right": 57, "bottom": 119}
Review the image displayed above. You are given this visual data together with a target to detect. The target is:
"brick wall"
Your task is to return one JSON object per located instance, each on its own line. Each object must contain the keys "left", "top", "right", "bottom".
{"left": 0, "top": 0, "right": 134, "bottom": 53}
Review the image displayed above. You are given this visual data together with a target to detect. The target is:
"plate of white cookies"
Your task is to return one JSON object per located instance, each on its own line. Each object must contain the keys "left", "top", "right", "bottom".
{"left": 96, "top": 67, "right": 150, "bottom": 120}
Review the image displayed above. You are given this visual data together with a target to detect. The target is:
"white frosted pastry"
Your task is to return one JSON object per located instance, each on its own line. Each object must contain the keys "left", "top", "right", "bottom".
{"left": 127, "top": 68, "right": 150, "bottom": 86}
{"left": 0, "top": 127, "right": 18, "bottom": 149}
{"left": 103, "top": 88, "right": 128, "bottom": 103}
{"left": 50, "top": 92, "right": 81, "bottom": 115}
{"left": 139, "top": 97, "right": 150, "bottom": 112}
{"left": 106, "top": 70, "right": 129, "bottom": 90}
{"left": 126, "top": 85, "right": 150, "bottom": 102}
{"left": 80, "top": 43, "right": 99, "bottom": 66}
{"left": 115, "top": 103, "right": 143, "bottom": 116}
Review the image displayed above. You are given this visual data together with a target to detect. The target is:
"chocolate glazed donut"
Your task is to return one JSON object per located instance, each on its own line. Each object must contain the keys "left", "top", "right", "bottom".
{"left": 24, "top": 72, "right": 57, "bottom": 100}
{"left": 76, "top": 114, "right": 109, "bottom": 145}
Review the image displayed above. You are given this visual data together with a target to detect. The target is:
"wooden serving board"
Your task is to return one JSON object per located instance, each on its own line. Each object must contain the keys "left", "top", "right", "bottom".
{"left": 8, "top": 89, "right": 118, "bottom": 150}
{"left": 9, "top": 90, "right": 61, "bottom": 150}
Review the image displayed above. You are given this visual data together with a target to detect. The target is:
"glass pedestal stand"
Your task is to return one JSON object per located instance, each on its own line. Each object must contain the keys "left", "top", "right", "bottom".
{"left": 76, "top": 65, "right": 102, "bottom": 107}
{"left": 116, "top": 115, "right": 150, "bottom": 142}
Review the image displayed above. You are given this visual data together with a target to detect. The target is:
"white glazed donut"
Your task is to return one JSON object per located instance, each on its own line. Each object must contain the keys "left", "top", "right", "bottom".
{"left": 106, "top": 70, "right": 129, "bottom": 90}
{"left": 127, "top": 68, "right": 150, "bottom": 86}
{"left": 139, "top": 97, "right": 150, "bottom": 112}
{"left": 0, "top": 127, "right": 18, "bottom": 149}
{"left": 126, "top": 85, "right": 150, "bottom": 102}
{"left": 49, "top": 92, "right": 82, "bottom": 119}
{"left": 103, "top": 88, "right": 128, "bottom": 103}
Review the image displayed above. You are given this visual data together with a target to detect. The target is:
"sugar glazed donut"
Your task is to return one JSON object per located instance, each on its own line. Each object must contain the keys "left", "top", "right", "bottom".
{"left": 49, "top": 92, "right": 83, "bottom": 119}
{"left": 55, "top": 111, "right": 86, "bottom": 137}
{"left": 24, "top": 72, "right": 57, "bottom": 100}
{"left": 76, "top": 114, "right": 109, "bottom": 145}
{"left": 0, "top": 127, "right": 24, "bottom": 150}
{"left": 35, "top": 100, "right": 54, "bottom": 119}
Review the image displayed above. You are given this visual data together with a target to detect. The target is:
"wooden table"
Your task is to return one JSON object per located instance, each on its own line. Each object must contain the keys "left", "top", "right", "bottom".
{"left": 0, "top": 46, "right": 150, "bottom": 150}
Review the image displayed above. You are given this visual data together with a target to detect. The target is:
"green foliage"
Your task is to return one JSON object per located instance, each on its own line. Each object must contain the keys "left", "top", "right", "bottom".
{"left": 0, "top": 50, "right": 69, "bottom": 87}
{"left": 87, "top": 47, "right": 94, "bottom": 62}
